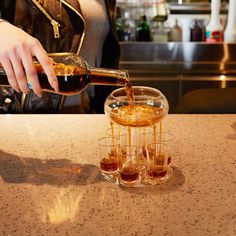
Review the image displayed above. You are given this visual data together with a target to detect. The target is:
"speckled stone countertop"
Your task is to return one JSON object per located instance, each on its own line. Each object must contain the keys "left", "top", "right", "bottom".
{"left": 0, "top": 114, "right": 235, "bottom": 236}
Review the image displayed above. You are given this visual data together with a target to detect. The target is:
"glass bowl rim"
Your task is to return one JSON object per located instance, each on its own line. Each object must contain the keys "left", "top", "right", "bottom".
{"left": 109, "top": 86, "right": 165, "bottom": 102}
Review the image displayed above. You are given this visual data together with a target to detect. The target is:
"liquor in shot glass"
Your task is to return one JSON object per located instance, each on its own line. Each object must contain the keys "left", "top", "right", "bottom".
{"left": 118, "top": 145, "right": 141, "bottom": 187}
{"left": 147, "top": 164, "right": 167, "bottom": 179}
{"left": 100, "top": 151, "right": 119, "bottom": 173}
{"left": 119, "top": 166, "right": 140, "bottom": 182}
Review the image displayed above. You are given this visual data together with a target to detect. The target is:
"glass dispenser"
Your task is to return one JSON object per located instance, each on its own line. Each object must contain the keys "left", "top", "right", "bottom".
{"left": 103, "top": 86, "right": 172, "bottom": 187}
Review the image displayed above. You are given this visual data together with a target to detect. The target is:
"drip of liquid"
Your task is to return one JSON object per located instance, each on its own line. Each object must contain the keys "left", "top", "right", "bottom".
{"left": 159, "top": 122, "right": 162, "bottom": 158}
{"left": 147, "top": 165, "right": 167, "bottom": 179}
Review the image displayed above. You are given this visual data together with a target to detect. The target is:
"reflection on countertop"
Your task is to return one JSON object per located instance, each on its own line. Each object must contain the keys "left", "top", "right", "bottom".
{"left": 0, "top": 149, "right": 102, "bottom": 187}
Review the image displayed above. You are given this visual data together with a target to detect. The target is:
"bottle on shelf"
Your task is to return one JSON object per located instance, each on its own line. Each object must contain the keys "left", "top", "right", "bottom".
{"left": 0, "top": 53, "right": 130, "bottom": 96}
{"left": 224, "top": 0, "right": 236, "bottom": 43}
{"left": 152, "top": 20, "right": 169, "bottom": 43}
{"left": 205, "top": 0, "right": 224, "bottom": 42}
{"left": 136, "top": 15, "right": 151, "bottom": 41}
{"left": 123, "top": 11, "right": 136, "bottom": 41}
{"left": 169, "top": 19, "right": 182, "bottom": 42}
{"left": 115, "top": 7, "right": 125, "bottom": 41}
{"left": 190, "top": 20, "right": 205, "bottom": 42}
{"left": 181, "top": 18, "right": 192, "bottom": 42}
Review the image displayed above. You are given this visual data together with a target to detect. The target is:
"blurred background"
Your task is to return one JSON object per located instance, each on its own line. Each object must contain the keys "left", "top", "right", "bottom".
{"left": 115, "top": 0, "right": 236, "bottom": 114}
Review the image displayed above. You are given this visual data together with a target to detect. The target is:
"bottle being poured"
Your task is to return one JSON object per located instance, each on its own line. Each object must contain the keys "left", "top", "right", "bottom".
{"left": 0, "top": 52, "right": 130, "bottom": 96}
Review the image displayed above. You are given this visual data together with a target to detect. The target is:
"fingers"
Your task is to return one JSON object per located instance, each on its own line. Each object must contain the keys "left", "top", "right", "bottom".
{"left": 20, "top": 48, "right": 42, "bottom": 97}
{"left": 0, "top": 57, "right": 20, "bottom": 92}
{"left": 9, "top": 52, "right": 30, "bottom": 94}
{"left": 0, "top": 32, "right": 58, "bottom": 96}
{"left": 32, "top": 40, "right": 59, "bottom": 93}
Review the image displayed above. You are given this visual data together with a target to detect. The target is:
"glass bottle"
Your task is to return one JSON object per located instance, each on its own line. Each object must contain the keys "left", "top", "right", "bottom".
{"left": 190, "top": 20, "right": 205, "bottom": 42}
{"left": 205, "top": 0, "right": 224, "bottom": 42}
{"left": 0, "top": 53, "right": 130, "bottom": 95}
{"left": 181, "top": 18, "right": 191, "bottom": 42}
{"left": 115, "top": 7, "right": 125, "bottom": 41}
{"left": 152, "top": 21, "right": 169, "bottom": 42}
{"left": 136, "top": 15, "right": 151, "bottom": 41}
{"left": 169, "top": 19, "right": 182, "bottom": 42}
{"left": 123, "top": 11, "right": 136, "bottom": 41}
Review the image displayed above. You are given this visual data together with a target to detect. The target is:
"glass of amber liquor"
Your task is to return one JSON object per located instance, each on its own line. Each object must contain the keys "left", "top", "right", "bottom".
{"left": 118, "top": 145, "right": 141, "bottom": 187}
{"left": 145, "top": 129, "right": 174, "bottom": 166}
{"left": 146, "top": 142, "right": 173, "bottom": 185}
{"left": 98, "top": 136, "right": 119, "bottom": 182}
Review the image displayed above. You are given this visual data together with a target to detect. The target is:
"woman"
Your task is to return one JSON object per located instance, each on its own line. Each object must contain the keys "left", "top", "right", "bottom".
{"left": 0, "top": 0, "right": 120, "bottom": 113}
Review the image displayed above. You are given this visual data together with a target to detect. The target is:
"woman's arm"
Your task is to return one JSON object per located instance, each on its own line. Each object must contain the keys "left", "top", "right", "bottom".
{"left": 0, "top": 20, "right": 58, "bottom": 96}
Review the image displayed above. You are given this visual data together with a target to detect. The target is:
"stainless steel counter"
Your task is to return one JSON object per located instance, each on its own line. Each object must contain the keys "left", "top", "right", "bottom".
{"left": 119, "top": 42, "right": 236, "bottom": 76}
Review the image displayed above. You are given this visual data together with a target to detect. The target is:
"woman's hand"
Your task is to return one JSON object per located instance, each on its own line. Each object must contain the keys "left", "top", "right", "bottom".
{"left": 0, "top": 21, "right": 58, "bottom": 97}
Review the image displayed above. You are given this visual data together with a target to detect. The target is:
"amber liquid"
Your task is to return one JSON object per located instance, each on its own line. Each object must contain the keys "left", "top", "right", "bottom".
{"left": 110, "top": 105, "right": 165, "bottom": 127}
{"left": 119, "top": 167, "right": 139, "bottom": 182}
{"left": 100, "top": 158, "right": 119, "bottom": 173}
{"left": 147, "top": 165, "right": 167, "bottom": 179}
{"left": 39, "top": 63, "right": 130, "bottom": 95}
{"left": 125, "top": 81, "right": 134, "bottom": 102}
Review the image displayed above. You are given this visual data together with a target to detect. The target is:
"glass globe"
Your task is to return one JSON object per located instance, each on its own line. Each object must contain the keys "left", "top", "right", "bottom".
{"left": 104, "top": 86, "right": 169, "bottom": 127}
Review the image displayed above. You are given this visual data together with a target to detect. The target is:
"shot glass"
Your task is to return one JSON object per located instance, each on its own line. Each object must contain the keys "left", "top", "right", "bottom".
{"left": 145, "top": 128, "right": 174, "bottom": 166}
{"left": 118, "top": 145, "right": 141, "bottom": 187}
{"left": 106, "top": 125, "right": 128, "bottom": 147}
{"left": 98, "top": 136, "right": 119, "bottom": 182}
{"left": 139, "top": 127, "right": 154, "bottom": 160}
{"left": 146, "top": 142, "right": 173, "bottom": 185}
{"left": 157, "top": 131, "right": 174, "bottom": 166}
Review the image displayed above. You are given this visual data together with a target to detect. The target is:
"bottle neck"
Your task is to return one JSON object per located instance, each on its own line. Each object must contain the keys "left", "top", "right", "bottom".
{"left": 88, "top": 67, "right": 130, "bottom": 86}
{"left": 209, "top": 0, "right": 221, "bottom": 26}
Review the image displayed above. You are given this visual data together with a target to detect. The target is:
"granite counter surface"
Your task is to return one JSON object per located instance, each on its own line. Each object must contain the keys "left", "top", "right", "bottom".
{"left": 0, "top": 114, "right": 235, "bottom": 236}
